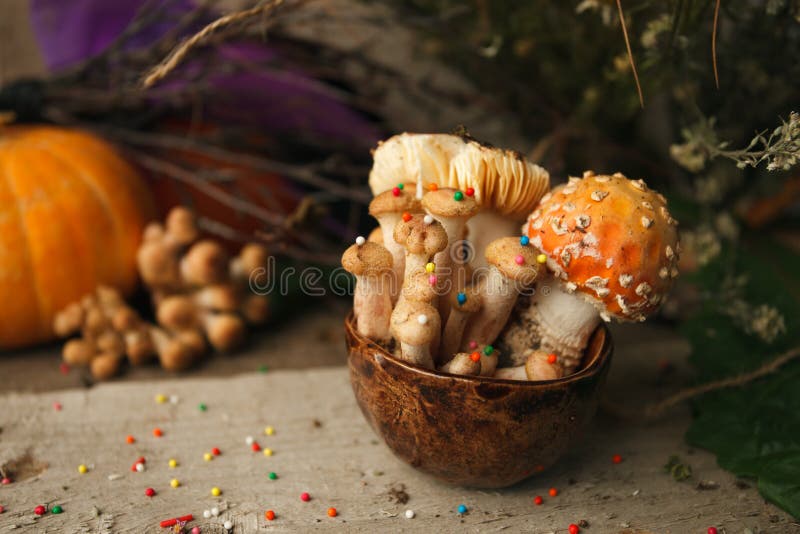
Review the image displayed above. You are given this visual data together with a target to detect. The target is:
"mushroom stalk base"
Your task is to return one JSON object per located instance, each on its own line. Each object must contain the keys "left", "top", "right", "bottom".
{"left": 440, "top": 310, "right": 469, "bottom": 364}
{"left": 466, "top": 211, "right": 522, "bottom": 270}
{"left": 399, "top": 342, "right": 434, "bottom": 369}
{"left": 460, "top": 266, "right": 520, "bottom": 351}
{"left": 354, "top": 275, "right": 392, "bottom": 342}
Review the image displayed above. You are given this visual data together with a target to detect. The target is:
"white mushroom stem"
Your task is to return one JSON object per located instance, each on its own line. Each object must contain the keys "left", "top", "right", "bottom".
{"left": 440, "top": 308, "right": 473, "bottom": 361}
{"left": 460, "top": 266, "right": 520, "bottom": 350}
{"left": 494, "top": 366, "right": 528, "bottom": 380}
{"left": 439, "top": 353, "right": 480, "bottom": 376}
{"left": 429, "top": 217, "right": 466, "bottom": 320}
{"left": 353, "top": 273, "right": 392, "bottom": 342}
{"left": 466, "top": 211, "right": 521, "bottom": 270}
{"left": 527, "top": 281, "right": 600, "bottom": 372}
{"left": 400, "top": 340, "right": 434, "bottom": 369}
{"left": 374, "top": 213, "right": 406, "bottom": 302}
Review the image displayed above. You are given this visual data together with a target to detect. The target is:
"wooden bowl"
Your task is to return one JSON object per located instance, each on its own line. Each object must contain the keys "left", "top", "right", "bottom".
{"left": 345, "top": 312, "right": 613, "bottom": 488}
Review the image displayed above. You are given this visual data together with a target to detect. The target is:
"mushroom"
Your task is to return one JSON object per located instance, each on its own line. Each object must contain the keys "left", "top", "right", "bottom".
{"left": 516, "top": 171, "right": 680, "bottom": 372}
{"left": 156, "top": 294, "right": 244, "bottom": 352}
{"left": 494, "top": 349, "right": 564, "bottom": 381}
{"left": 369, "top": 133, "right": 550, "bottom": 269}
{"left": 389, "top": 299, "right": 440, "bottom": 369}
{"left": 180, "top": 239, "right": 229, "bottom": 287}
{"left": 393, "top": 215, "right": 448, "bottom": 287}
{"left": 368, "top": 185, "right": 422, "bottom": 302}
{"left": 229, "top": 243, "right": 269, "bottom": 285}
{"left": 150, "top": 326, "right": 198, "bottom": 371}
{"left": 341, "top": 239, "right": 394, "bottom": 342}
{"left": 440, "top": 286, "right": 481, "bottom": 360}
{"left": 439, "top": 352, "right": 481, "bottom": 376}
{"left": 478, "top": 345, "right": 499, "bottom": 376}
{"left": 460, "top": 237, "right": 540, "bottom": 351}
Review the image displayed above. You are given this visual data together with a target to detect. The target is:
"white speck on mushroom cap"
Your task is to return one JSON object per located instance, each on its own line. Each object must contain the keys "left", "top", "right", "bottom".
{"left": 547, "top": 203, "right": 562, "bottom": 212}
{"left": 561, "top": 186, "right": 577, "bottom": 195}
{"left": 550, "top": 217, "right": 568, "bottom": 235}
{"left": 575, "top": 215, "right": 591, "bottom": 229}
{"left": 613, "top": 172, "right": 625, "bottom": 178}
{"left": 619, "top": 274, "right": 633, "bottom": 288}
{"left": 616, "top": 294, "right": 630, "bottom": 313}
{"left": 665, "top": 245, "right": 675, "bottom": 259}
{"left": 594, "top": 175, "right": 610, "bottom": 183}
{"left": 631, "top": 179, "right": 648, "bottom": 191}
{"left": 561, "top": 249, "right": 572, "bottom": 266}
{"left": 659, "top": 267, "right": 669, "bottom": 279}
{"left": 635, "top": 282, "right": 652, "bottom": 296}
{"left": 591, "top": 190, "right": 609, "bottom": 201}
{"left": 532, "top": 218, "right": 543, "bottom": 230}
{"left": 641, "top": 216, "right": 654, "bottom": 228}
{"left": 563, "top": 202, "right": 576, "bottom": 211}
{"left": 541, "top": 192, "right": 552, "bottom": 203}
{"left": 606, "top": 257, "right": 614, "bottom": 268}
{"left": 582, "top": 170, "right": 595, "bottom": 178}
{"left": 660, "top": 206, "right": 670, "bottom": 219}
{"left": 642, "top": 201, "right": 653, "bottom": 210}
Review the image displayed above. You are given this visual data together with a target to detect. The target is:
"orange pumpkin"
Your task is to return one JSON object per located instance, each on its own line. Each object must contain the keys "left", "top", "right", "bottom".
{"left": 0, "top": 125, "right": 154, "bottom": 350}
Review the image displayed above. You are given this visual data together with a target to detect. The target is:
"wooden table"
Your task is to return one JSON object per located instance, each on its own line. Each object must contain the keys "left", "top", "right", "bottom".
{"left": 1, "top": 310, "right": 797, "bottom": 533}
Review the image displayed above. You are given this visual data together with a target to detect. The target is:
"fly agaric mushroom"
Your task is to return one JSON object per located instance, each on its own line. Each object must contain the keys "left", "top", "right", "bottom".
{"left": 439, "top": 352, "right": 481, "bottom": 376}
{"left": 342, "top": 239, "right": 394, "bottom": 342}
{"left": 494, "top": 349, "right": 564, "bottom": 381}
{"left": 519, "top": 171, "right": 680, "bottom": 372}
{"left": 369, "top": 133, "right": 550, "bottom": 268}
{"left": 440, "top": 286, "right": 481, "bottom": 360}
{"left": 369, "top": 185, "right": 422, "bottom": 301}
{"left": 390, "top": 299, "right": 440, "bottom": 369}
{"left": 460, "top": 237, "right": 540, "bottom": 351}
{"left": 393, "top": 215, "right": 448, "bottom": 289}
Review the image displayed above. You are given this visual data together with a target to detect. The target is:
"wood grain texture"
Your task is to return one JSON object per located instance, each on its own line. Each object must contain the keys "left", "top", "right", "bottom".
{"left": 1, "top": 365, "right": 797, "bottom": 533}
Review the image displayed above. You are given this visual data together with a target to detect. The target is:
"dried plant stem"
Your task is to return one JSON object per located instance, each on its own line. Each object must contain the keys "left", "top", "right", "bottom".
{"left": 605, "top": 345, "right": 800, "bottom": 420}
{"left": 712, "top": 0, "right": 721, "bottom": 88}
{"left": 142, "top": 0, "right": 286, "bottom": 88}
{"left": 615, "top": 0, "right": 644, "bottom": 108}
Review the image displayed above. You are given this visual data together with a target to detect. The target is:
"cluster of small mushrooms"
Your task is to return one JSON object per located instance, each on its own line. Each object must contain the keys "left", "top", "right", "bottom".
{"left": 54, "top": 207, "right": 270, "bottom": 380}
{"left": 343, "top": 133, "right": 680, "bottom": 380}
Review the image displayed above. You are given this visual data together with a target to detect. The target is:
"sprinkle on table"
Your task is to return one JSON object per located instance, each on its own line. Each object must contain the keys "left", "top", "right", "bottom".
{"left": 53, "top": 401, "right": 62, "bottom": 411}
{"left": 155, "top": 394, "right": 167, "bottom": 404}
{"left": 549, "top": 487, "right": 559, "bottom": 497}
{"left": 51, "top": 505, "right": 63, "bottom": 514}
{"left": 135, "top": 462, "right": 145, "bottom": 473}
{"left": 457, "top": 504, "right": 467, "bottom": 514}
{"left": 533, "top": 496, "right": 543, "bottom": 505}
{"left": 263, "top": 448, "right": 273, "bottom": 457}
{"left": 145, "top": 487, "right": 156, "bottom": 497}
{"left": 78, "top": 464, "right": 88, "bottom": 474}
{"left": 211, "top": 447, "right": 221, "bottom": 456}
{"left": 169, "top": 459, "right": 178, "bottom": 468}
{"left": 300, "top": 492, "right": 311, "bottom": 502}
{"left": 152, "top": 428, "right": 163, "bottom": 438}
{"left": 245, "top": 436, "right": 255, "bottom": 446}
{"left": 708, "top": 528, "right": 718, "bottom": 534}
{"left": 327, "top": 507, "right": 338, "bottom": 517}
{"left": 170, "top": 479, "right": 180, "bottom": 488}
{"left": 568, "top": 524, "right": 580, "bottom": 534}
{"left": 198, "top": 403, "right": 207, "bottom": 412}
{"left": 402, "top": 212, "right": 413, "bottom": 222}
{"left": 465, "top": 187, "right": 475, "bottom": 197}
{"left": 453, "top": 191, "right": 464, "bottom": 201}
{"left": 34, "top": 505, "right": 46, "bottom": 515}
{"left": 251, "top": 442, "right": 261, "bottom": 452}
{"left": 483, "top": 345, "right": 494, "bottom": 356}
{"left": 536, "top": 253, "right": 547, "bottom": 264}
{"left": 404, "top": 509, "right": 415, "bottom": 519}
{"left": 265, "top": 510, "right": 276, "bottom": 521}
{"left": 268, "top": 472, "right": 278, "bottom": 480}
{"left": 264, "top": 426, "right": 275, "bottom": 436}
{"left": 258, "top": 364, "right": 269, "bottom": 373}
{"left": 612, "top": 454, "right": 623, "bottom": 464}
{"left": 520, "top": 235, "right": 530, "bottom": 246}
{"left": 211, "top": 486, "right": 221, "bottom": 497}
{"left": 59, "top": 362, "right": 70, "bottom": 375}
{"left": 514, "top": 254, "right": 525, "bottom": 265}
{"left": 126, "top": 435, "right": 135, "bottom": 444}
{"left": 223, "top": 520, "right": 233, "bottom": 530}
{"left": 0, "top": 505, "right": 5, "bottom": 514}
{"left": 469, "top": 352, "right": 481, "bottom": 362}
{"left": 204, "top": 453, "right": 213, "bottom": 462}
{"left": 428, "top": 183, "right": 439, "bottom": 192}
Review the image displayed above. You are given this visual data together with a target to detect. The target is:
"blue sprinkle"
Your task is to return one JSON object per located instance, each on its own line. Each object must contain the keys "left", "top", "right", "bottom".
{"left": 457, "top": 504, "right": 467, "bottom": 514}
{"left": 520, "top": 235, "right": 530, "bottom": 246}
{"left": 456, "top": 292, "right": 467, "bottom": 306}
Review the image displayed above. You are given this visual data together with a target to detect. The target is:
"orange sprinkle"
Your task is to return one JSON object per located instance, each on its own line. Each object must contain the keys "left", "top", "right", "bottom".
{"left": 327, "top": 507, "right": 338, "bottom": 517}
{"left": 469, "top": 352, "right": 481, "bottom": 362}
{"left": 126, "top": 435, "right": 135, "bottom": 444}
{"left": 428, "top": 183, "right": 439, "bottom": 191}
{"left": 265, "top": 510, "right": 276, "bottom": 521}
{"left": 402, "top": 212, "right": 413, "bottom": 222}
{"left": 547, "top": 353, "right": 557, "bottom": 364}
{"left": 548, "top": 487, "right": 558, "bottom": 497}
{"left": 153, "top": 428, "right": 163, "bottom": 438}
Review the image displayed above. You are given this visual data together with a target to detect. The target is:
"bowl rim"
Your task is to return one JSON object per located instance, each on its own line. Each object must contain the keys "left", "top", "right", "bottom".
{"left": 345, "top": 311, "right": 612, "bottom": 388}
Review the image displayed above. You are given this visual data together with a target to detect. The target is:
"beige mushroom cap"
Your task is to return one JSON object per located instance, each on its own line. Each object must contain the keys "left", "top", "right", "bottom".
{"left": 449, "top": 285, "right": 482, "bottom": 313}
{"left": 524, "top": 349, "right": 565, "bottom": 380}
{"left": 401, "top": 271, "right": 440, "bottom": 302}
{"left": 390, "top": 300, "right": 441, "bottom": 345}
{"left": 369, "top": 133, "right": 550, "bottom": 220}
{"left": 341, "top": 242, "right": 393, "bottom": 276}
{"left": 525, "top": 171, "right": 680, "bottom": 321}
{"left": 485, "top": 237, "right": 540, "bottom": 285}
{"left": 369, "top": 185, "right": 422, "bottom": 216}
{"left": 393, "top": 217, "right": 448, "bottom": 256}
{"left": 422, "top": 188, "right": 479, "bottom": 218}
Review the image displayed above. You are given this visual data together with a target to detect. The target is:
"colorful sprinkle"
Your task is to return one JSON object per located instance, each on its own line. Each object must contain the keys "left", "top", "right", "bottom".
{"left": 203, "top": 453, "right": 213, "bottom": 462}
{"left": 465, "top": 187, "right": 475, "bottom": 197}
{"left": 425, "top": 262, "right": 435, "bottom": 273}
{"left": 457, "top": 292, "right": 467, "bottom": 305}
{"left": 568, "top": 524, "right": 580, "bottom": 534}
{"left": 327, "top": 507, "right": 338, "bottom": 517}
{"left": 392, "top": 186, "right": 401, "bottom": 197}
{"left": 145, "top": 487, "right": 156, "bottom": 497}
{"left": 533, "top": 496, "right": 543, "bottom": 505}
{"left": 34, "top": 505, "right": 46, "bottom": 515}
{"left": 536, "top": 254, "right": 547, "bottom": 264}
{"left": 300, "top": 492, "right": 311, "bottom": 502}
{"left": 0, "top": 505, "right": 5, "bottom": 513}
{"left": 355, "top": 236, "right": 366, "bottom": 246}
{"left": 53, "top": 401, "right": 62, "bottom": 411}
{"left": 264, "top": 426, "right": 275, "bottom": 436}
{"left": 405, "top": 509, "right": 415, "bottom": 519}
{"left": 397, "top": 183, "right": 404, "bottom": 190}
{"left": 547, "top": 353, "right": 558, "bottom": 364}
{"left": 423, "top": 215, "right": 434, "bottom": 225}
{"left": 268, "top": 472, "right": 278, "bottom": 480}
{"left": 59, "top": 362, "right": 70, "bottom": 374}
{"left": 251, "top": 442, "right": 261, "bottom": 452}
{"left": 402, "top": 212, "right": 413, "bottom": 222}
{"left": 514, "top": 254, "right": 525, "bottom": 265}
{"left": 246, "top": 436, "right": 255, "bottom": 446}
{"left": 428, "top": 183, "right": 439, "bottom": 192}
{"left": 160, "top": 515, "right": 193, "bottom": 528}
{"left": 0, "top": 478, "right": 10, "bottom": 485}
{"left": 258, "top": 365, "right": 269, "bottom": 373}
{"left": 520, "top": 235, "right": 530, "bottom": 246}
{"left": 468, "top": 340, "right": 478, "bottom": 350}
{"left": 211, "top": 447, "right": 221, "bottom": 456}
{"left": 51, "top": 505, "right": 63, "bottom": 514}
{"left": 126, "top": 435, "right": 135, "bottom": 444}
{"left": 155, "top": 394, "right": 167, "bottom": 404}
{"left": 417, "top": 314, "right": 429, "bottom": 325}
{"left": 169, "top": 459, "right": 178, "bottom": 468}
{"left": 707, "top": 528, "right": 718, "bottom": 534}
{"left": 210, "top": 507, "right": 220, "bottom": 517}
{"left": 428, "top": 274, "right": 438, "bottom": 285}
{"left": 457, "top": 504, "right": 467, "bottom": 514}
{"left": 612, "top": 454, "right": 623, "bottom": 464}
{"left": 483, "top": 345, "right": 494, "bottom": 356}
{"left": 263, "top": 448, "right": 274, "bottom": 457}
{"left": 549, "top": 487, "right": 559, "bottom": 497}
{"left": 453, "top": 191, "right": 464, "bottom": 201}
{"left": 265, "top": 510, "right": 276, "bottom": 521}
{"left": 191, "top": 528, "right": 200, "bottom": 534}
{"left": 170, "top": 478, "right": 180, "bottom": 488}
{"left": 198, "top": 403, "right": 207, "bottom": 412}
{"left": 211, "top": 486, "right": 221, "bottom": 497}
{"left": 469, "top": 352, "right": 481, "bottom": 363}
{"left": 135, "top": 462, "right": 145, "bottom": 473}
{"left": 152, "top": 428, "right": 163, "bottom": 438}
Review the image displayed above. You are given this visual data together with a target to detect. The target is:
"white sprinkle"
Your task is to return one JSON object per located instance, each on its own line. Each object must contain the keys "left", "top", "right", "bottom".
{"left": 532, "top": 218, "right": 543, "bottom": 230}
{"left": 641, "top": 216, "right": 653, "bottom": 228}
{"left": 169, "top": 395, "right": 179, "bottom": 404}
{"left": 211, "top": 507, "right": 220, "bottom": 517}
{"left": 107, "top": 473, "right": 122, "bottom": 481}
{"left": 135, "top": 463, "right": 145, "bottom": 473}
{"left": 561, "top": 186, "right": 576, "bottom": 195}
{"left": 223, "top": 520, "right": 233, "bottom": 530}
{"left": 632, "top": 489, "right": 640, "bottom": 496}
{"left": 423, "top": 215, "right": 434, "bottom": 225}
{"left": 245, "top": 436, "right": 255, "bottom": 446}
{"left": 417, "top": 314, "right": 428, "bottom": 325}
{"left": 405, "top": 510, "right": 415, "bottom": 519}
{"left": 575, "top": 214, "right": 591, "bottom": 229}
{"left": 590, "top": 190, "right": 608, "bottom": 202}
{"left": 355, "top": 236, "right": 366, "bottom": 246}
{"left": 619, "top": 274, "right": 633, "bottom": 288}
{"left": 203, "top": 510, "right": 211, "bottom": 519}
{"left": 547, "top": 203, "right": 562, "bottom": 213}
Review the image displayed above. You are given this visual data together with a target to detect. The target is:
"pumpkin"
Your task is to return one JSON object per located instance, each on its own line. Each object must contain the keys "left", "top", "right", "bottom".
{"left": 0, "top": 125, "right": 153, "bottom": 350}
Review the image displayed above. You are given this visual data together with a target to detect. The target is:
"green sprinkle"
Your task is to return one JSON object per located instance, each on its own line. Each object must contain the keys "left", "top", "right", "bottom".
{"left": 258, "top": 365, "right": 269, "bottom": 373}
{"left": 268, "top": 472, "right": 278, "bottom": 480}
{"left": 454, "top": 191, "right": 464, "bottom": 201}
{"left": 51, "top": 505, "right": 63, "bottom": 514}
{"left": 198, "top": 403, "right": 207, "bottom": 412}
{"left": 397, "top": 183, "right": 404, "bottom": 190}
{"left": 483, "top": 345, "right": 494, "bottom": 356}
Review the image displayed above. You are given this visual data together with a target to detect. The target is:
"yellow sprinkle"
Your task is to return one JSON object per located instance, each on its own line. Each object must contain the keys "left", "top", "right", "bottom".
{"left": 155, "top": 394, "right": 167, "bottom": 404}
{"left": 211, "top": 486, "right": 221, "bottom": 497}
{"left": 168, "top": 459, "right": 178, "bottom": 468}
{"left": 78, "top": 464, "right": 88, "bottom": 474}
{"left": 425, "top": 262, "right": 435, "bottom": 273}
{"left": 263, "top": 448, "right": 273, "bottom": 457}
{"left": 170, "top": 478, "right": 180, "bottom": 488}
{"left": 204, "top": 453, "right": 213, "bottom": 462}
{"left": 536, "top": 254, "right": 547, "bottom": 264}
{"left": 264, "top": 426, "right": 274, "bottom": 436}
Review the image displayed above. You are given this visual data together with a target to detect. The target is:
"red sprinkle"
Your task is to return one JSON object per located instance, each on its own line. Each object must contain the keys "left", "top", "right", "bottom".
{"left": 59, "top": 362, "right": 70, "bottom": 375}
{"left": 160, "top": 514, "right": 193, "bottom": 528}
{"left": 568, "top": 524, "right": 580, "bottom": 534}
{"left": 547, "top": 353, "right": 557, "bottom": 364}
{"left": 137, "top": 457, "right": 146, "bottom": 465}
{"left": 265, "top": 510, "right": 276, "bottom": 521}
{"left": 126, "top": 435, "right": 135, "bottom": 444}
{"left": 401, "top": 212, "right": 413, "bottom": 222}
{"left": 34, "top": 505, "right": 46, "bottom": 516}
{"left": 145, "top": 488, "right": 156, "bottom": 497}
{"left": 708, "top": 528, "right": 718, "bottom": 534}
{"left": 533, "top": 496, "right": 543, "bottom": 505}
{"left": 251, "top": 442, "right": 261, "bottom": 452}
{"left": 53, "top": 402, "right": 62, "bottom": 411}
{"left": 327, "top": 507, "right": 337, "bottom": 517}
{"left": 0, "top": 505, "right": 5, "bottom": 513}
{"left": 549, "top": 487, "right": 558, "bottom": 497}
{"left": 392, "top": 187, "right": 401, "bottom": 197}
{"left": 465, "top": 187, "right": 475, "bottom": 197}
{"left": 612, "top": 454, "right": 623, "bottom": 464}
{"left": 300, "top": 492, "right": 311, "bottom": 502}
{"left": 152, "top": 428, "right": 163, "bottom": 438}
{"left": 1, "top": 478, "right": 11, "bottom": 485}
{"left": 211, "top": 447, "right": 221, "bottom": 456}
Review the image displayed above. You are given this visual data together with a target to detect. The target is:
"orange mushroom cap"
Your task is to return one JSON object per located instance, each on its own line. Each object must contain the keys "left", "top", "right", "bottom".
{"left": 525, "top": 171, "right": 680, "bottom": 322}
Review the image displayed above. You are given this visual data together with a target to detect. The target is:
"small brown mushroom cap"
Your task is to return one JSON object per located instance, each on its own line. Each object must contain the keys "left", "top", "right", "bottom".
{"left": 393, "top": 217, "right": 448, "bottom": 256}
{"left": 165, "top": 206, "right": 199, "bottom": 246}
{"left": 157, "top": 296, "right": 198, "bottom": 330}
{"left": 205, "top": 313, "right": 247, "bottom": 352}
{"left": 401, "top": 271, "right": 440, "bottom": 302}
{"left": 449, "top": 285, "right": 482, "bottom": 313}
{"left": 341, "top": 242, "right": 393, "bottom": 276}
{"left": 91, "top": 352, "right": 122, "bottom": 381}
{"left": 369, "top": 185, "right": 422, "bottom": 216}
{"left": 181, "top": 240, "right": 229, "bottom": 286}
{"left": 390, "top": 300, "right": 440, "bottom": 346}
{"left": 485, "top": 237, "right": 540, "bottom": 285}
{"left": 237, "top": 243, "right": 269, "bottom": 273}
{"left": 422, "top": 188, "right": 479, "bottom": 218}
{"left": 62, "top": 339, "right": 95, "bottom": 366}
